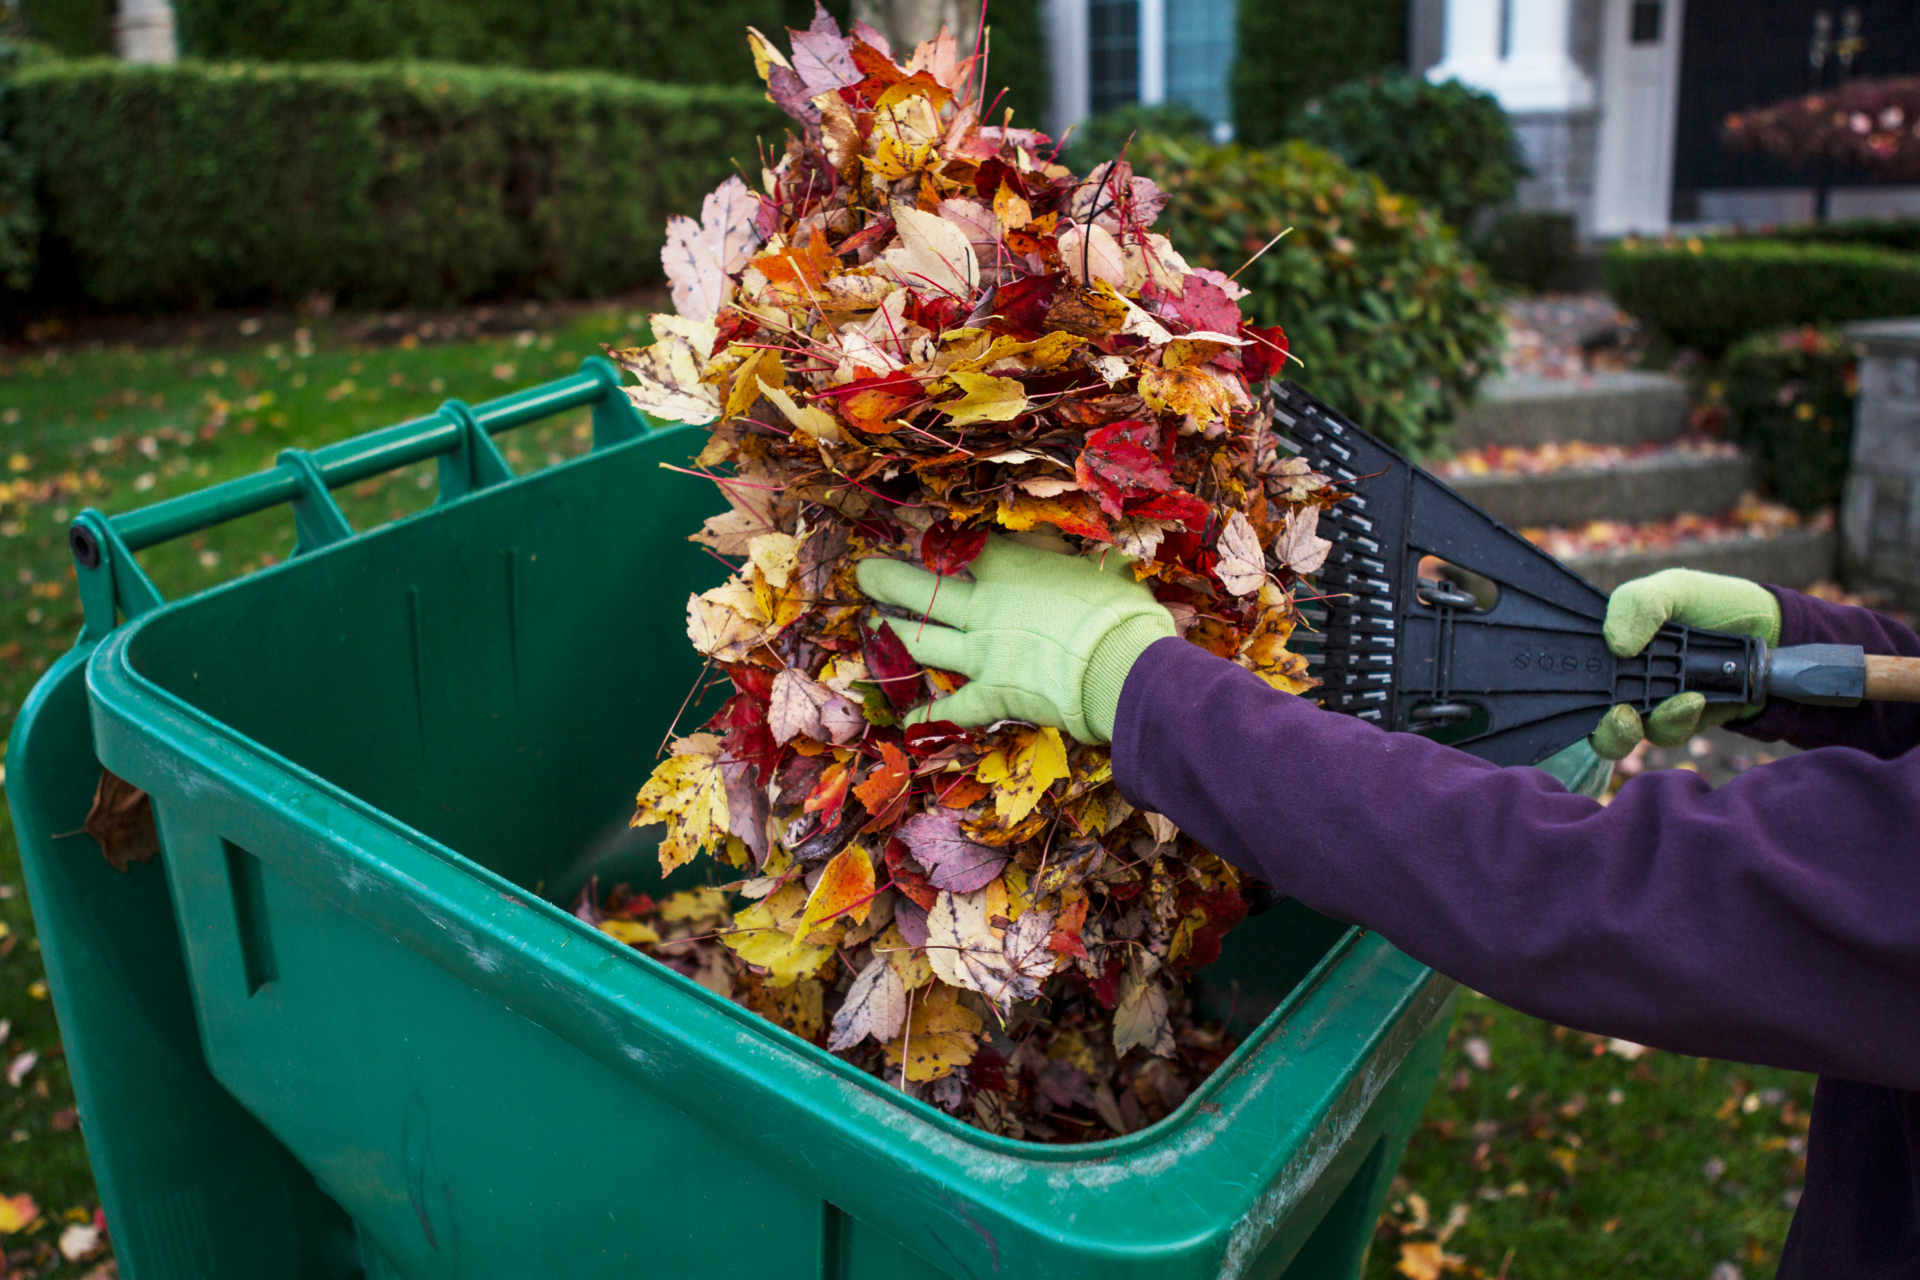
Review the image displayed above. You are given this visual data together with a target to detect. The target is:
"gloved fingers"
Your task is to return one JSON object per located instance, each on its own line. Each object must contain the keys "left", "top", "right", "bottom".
{"left": 880, "top": 615, "right": 975, "bottom": 676}
{"left": 1602, "top": 568, "right": 1689, "bottom": 658}
{"left": 1645, "top": 691, "right": 1706, "bottom": 747}
{"left": 855, "top": 556, "right": 975, "bottom": 627}
{"left": 905, "top": 680, "right": 1005, "bottom": 729}
{"left": 1589, "top": 703, "right": 1645, "bottom": 761}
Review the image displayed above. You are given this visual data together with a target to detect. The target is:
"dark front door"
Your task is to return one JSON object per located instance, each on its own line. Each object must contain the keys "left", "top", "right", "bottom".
{"left": 1671, "top": 0, "right": 1920, "bottom": 221}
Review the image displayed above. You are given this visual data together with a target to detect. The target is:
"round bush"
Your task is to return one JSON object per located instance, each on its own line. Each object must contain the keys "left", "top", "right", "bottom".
{"left": 1288, "top": 73, "right": 1528, "bottom": 230}
{"left": 1714, "top": 325, "right": 1857, "bottom": 514}
{"left": 1138, "top": 135, "right": 1503, "bottom": 456}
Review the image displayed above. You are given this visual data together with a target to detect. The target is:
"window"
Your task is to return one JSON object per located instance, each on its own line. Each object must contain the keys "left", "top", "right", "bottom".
{"left": 1089, "top": 0, "right": 1140, "bottom": 114}
{"left": 1630, "top": 0, "right": 1663, "bottom": 44}
{"left": 1166, "top": 0, "right": 1236, "bottom": 125}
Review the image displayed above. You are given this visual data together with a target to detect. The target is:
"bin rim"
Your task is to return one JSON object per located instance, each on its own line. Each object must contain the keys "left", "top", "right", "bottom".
{"left": 92, "top": 582, "right": 1375, "bottom": 1162}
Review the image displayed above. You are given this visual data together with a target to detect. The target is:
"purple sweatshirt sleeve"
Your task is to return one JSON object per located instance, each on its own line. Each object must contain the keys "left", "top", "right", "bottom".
{"left": 1739, "top": 587, "right": 1920, "bottom": 757}
{"left": 1112, "top": 636, "right": 1920, "bottom": 1092}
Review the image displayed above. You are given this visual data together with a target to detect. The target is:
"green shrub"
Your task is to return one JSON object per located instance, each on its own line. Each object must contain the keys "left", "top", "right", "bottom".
{"left": 1473, "top": 210, "right": 1599, "bottom": 294}
{"left": 1710, "top": 325, "right": 1857, "bottom": 513}
{"left": 1139, "top": 136, "right": 1502, "bottom": 455}
{"left": 1232, "top": 0, "right": 1404, "bottom": 148}
{"left": 12, "top": 58, "right": 784, "bottom": 310}
{"left": 1062, "top": 101, "right": 1211, "bottom": 175}
{"left": 1289, "top": 73, "right": 1526, "bottom": 229}
{"left": 1604, "top": 237, "right": 1920, "bottom": 355}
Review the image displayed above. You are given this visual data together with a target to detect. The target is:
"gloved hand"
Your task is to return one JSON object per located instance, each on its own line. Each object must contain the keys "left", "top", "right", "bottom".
{"left": 1588, "top": 568, "right": 1783, "bottom": 760}
{"left": 854, "top": 534, "right": 1176, "bottom": 743}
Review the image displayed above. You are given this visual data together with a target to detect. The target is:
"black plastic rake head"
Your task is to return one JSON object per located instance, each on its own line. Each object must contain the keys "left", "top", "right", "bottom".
{"left": 1270, "top": 382, "right": 1764, "bottom": 768}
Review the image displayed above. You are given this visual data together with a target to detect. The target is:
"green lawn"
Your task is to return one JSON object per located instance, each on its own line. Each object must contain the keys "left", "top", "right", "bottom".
{"left": 0, "top": 309, "right": 1810, "bottom": 1278}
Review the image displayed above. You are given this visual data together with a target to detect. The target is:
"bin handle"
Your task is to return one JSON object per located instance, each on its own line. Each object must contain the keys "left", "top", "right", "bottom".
{"left": 68, "top": 355, "right": 653, "bottom": 640}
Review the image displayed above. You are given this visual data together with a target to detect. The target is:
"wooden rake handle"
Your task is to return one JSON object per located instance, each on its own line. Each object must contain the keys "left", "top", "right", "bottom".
{"left": 1865, "top": 655, "right": 1920, "bottom": 702}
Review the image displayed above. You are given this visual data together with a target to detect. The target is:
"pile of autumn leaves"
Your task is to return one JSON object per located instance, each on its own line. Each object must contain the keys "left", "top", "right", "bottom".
{"left": 596, "top": 6, "right": 1339, "bottom": 1140}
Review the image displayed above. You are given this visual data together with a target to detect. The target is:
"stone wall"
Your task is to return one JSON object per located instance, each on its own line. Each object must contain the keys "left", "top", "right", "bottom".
{"left": 1842, "top": 318, "right": 1920, "bottom": 608}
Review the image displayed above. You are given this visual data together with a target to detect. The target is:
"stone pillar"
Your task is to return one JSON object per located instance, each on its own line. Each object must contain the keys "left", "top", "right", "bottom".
{"left": 113, "top": 0, "right": 177, "bottom": 64}
{"left": 1841, "top": 319, "right": 1920, "bottom": 607}
{"left": 1138, "top": 0, "right": 1166, "bottom": 105}
{"left": 1426, "top": 0, "right": 1598, "bottom": 228}
{"left": 1427, "top": 0, "right": 1502, "bottom": 88}
{"left": 1043, "top": 0, "right": 1089, "bottom": 140}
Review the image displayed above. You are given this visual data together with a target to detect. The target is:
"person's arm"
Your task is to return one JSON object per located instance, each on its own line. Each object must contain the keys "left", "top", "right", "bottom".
{"left": 1113, "top": 638, "right": 1920, "bottom": 1092}
{"left": 1739, "top": 586, "right": 1920, "bottom": 758}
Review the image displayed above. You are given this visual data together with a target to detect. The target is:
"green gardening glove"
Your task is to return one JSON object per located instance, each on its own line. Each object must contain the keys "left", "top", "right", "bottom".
{"left": 1588, "top": 568, "right": 1783, "bottom": 760}
{"left": 855, "top": 535, "right": 1177, "bottom": 743}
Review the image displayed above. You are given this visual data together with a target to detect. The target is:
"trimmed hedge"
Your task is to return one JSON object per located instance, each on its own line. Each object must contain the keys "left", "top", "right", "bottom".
{"left": 1760, "top": 218, "right": 1920, "bottom": 255}
{"left": 1140, "top": 136, "right": 1502, "bottom": 455}
{"left": 1232, "top": 0, "right": 1403, "bottom": 148}
{"left": 13, "top": 58, "right": 785, "bottom": 309}
{"left": 1604, "top": 238, "right": 1920, "bottom": 355}
{"left": 21, "top": 0, "right": 1050, "bottom": 125}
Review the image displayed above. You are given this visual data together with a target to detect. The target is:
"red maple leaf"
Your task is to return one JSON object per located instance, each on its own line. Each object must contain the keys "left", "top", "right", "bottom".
{"left": 1241, "top": 323, "right": 1289, "bottom": 382}
{"left": 861, "top": 620, "right": 921, "bottom": 711}
{"left": 920, "top": 519, "right": 989, "bottom": 576}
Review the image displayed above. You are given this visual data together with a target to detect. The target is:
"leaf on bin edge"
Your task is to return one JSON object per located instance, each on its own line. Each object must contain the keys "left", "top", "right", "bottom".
{"left": 80, "top": 769, "right": 159, "bottom": 873}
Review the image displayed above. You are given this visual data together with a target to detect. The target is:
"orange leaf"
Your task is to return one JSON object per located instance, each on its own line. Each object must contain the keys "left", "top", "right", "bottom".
{"left": 874, "top": 71, "right": 953, "bottom": 114}
{"left": 938, "top": 774, "right": 992, "bottom": 809}
{"left": 995, "top": 490, "right": 1112, "bottom": 542}
{"left": 1049, "top": 896, "right": 1090, "bottom": 958}
{"left": 801, "top": 843, "right": 876, "bottom": 935}
{"left": 804, "top": 760, "right": 852, "bottom": 829}
{"left": 854, "top": 742, "right": 912, "bottom": 829}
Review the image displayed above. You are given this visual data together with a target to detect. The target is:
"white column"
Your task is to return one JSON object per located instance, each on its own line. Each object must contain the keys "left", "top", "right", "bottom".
{"left": 1426, "top": 0, "right": 1503, "bottom": 90}
{"left": 1045, "top": 0, "right": 1090, "bottom": 139}
{"left": 114, "top": 0, "right": 177, "bottom": 64}
{"left": 1498, "top": 0, "right": 1595, "bottom": 111}
{"left": 1139, "top": 0, "right": 1167, "bottom": 105}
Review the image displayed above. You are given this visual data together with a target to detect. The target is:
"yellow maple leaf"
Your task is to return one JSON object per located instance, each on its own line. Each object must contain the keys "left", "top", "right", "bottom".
{"left": 1395, "top": 1240, "right": 1465, "bottom": 1280}
{"left": 1139, "top": 360, "right": 1242, "bottom": 424}
{"left": 799, "top": 843, "right": 875, "bottom": 937}
{"left": 975, "top": 726, "right": 1071, "bottom": 826}
{"left": 723, "top": 344, "right": 786, "bottom": 421}
{"left": 631, "top": 741, "right": 730, "bottom": 875}
{"left": 744, "top": 975, "right": 825, "bottom": 1041}
{"left": 599, "top": 919, "right": 661, "bottom": 947}
{"left": 658, "top": 887, "right": 730, "bottom": 924}
{"left": 884, "top": 984, "right": 983, "bottom": 1081}
{"left": 941, "top": 371, "right": 1028, "bottom": 425}
{"left": 0, "top": 1193, "right": 38, "bottom": 1235}
{"left": 723, "top": 881, "right": 837, "bottom": 986}
{"left": 1238, "top": 589, "right": 1316, "bottom": 694}
{"left": 876, "top": 922, "right": 933, "bottom": 989}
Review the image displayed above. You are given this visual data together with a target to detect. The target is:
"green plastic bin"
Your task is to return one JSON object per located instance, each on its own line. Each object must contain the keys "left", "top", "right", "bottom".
{"left": 8, "top": 358, "right": 1455, "bottom": 1280}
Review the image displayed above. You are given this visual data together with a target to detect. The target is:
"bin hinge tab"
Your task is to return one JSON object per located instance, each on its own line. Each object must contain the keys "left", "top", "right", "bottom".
{"left": 436, "top": 398, "right": 515, "bottom": 502}
{"left": 275, "top": 448, "right": 354, "bottom": 555}
{"left": 582, "top": 356, "right": 651, "bottom": 450}
{"left": 69, "top": 509, "right": 164, "bottom": 640}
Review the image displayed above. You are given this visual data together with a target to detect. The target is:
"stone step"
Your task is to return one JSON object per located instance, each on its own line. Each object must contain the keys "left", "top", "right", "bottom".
{"left": 1445, "top": 447, "right": 1755, "bottom": 528}
{"left": 1562, "top": 528, "right": 1837, "bottom": 594}
{"left": 1450, "top": 372, "right": 1692, "bottom": 451}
